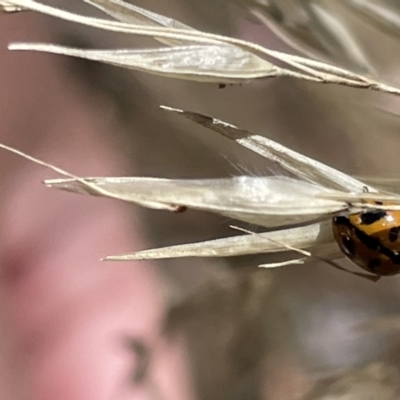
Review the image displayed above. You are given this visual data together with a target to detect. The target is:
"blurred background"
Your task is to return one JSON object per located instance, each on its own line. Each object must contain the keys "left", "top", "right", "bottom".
{"left": 2, "top": 0, "right": 400, "bottom": 399}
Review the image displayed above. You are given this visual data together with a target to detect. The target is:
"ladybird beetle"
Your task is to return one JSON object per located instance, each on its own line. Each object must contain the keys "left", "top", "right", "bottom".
{"left": 332, "top": 202, "right": 400, "bottom": 276}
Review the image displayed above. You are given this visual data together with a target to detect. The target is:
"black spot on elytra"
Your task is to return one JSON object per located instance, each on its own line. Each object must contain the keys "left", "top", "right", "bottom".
{"left": 355, "top": 229, "right": 382, "bottom": 252}
{"left": 333, "top": 216, "right": 349, "bottom": 225}
{"left": 374, "top": 201, "right": 383, "bottom": 205}
{"left": 389, "top": 227, "right": 400, "bottom": 242}
{"left": 368, "top": 258, "right": 382, "bottom": 271}
{"left": 218, "top": 84, "right": 226, "bottom": 89}
{"left": 360, "top": 210, "right": 387, "bottom": 225}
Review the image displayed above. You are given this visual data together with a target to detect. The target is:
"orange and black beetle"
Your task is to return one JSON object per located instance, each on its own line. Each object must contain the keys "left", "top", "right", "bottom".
{"left": 332, "top": 202, "right": 400, "bottom": 276}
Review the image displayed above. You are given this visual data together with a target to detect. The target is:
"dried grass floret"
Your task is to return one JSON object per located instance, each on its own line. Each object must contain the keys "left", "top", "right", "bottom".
{"left": 2, "top": 0, "right": 400, "bottom": 93}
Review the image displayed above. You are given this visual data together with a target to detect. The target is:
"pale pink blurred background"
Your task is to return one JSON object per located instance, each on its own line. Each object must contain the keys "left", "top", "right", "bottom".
{"left": 0, "top": 12, "right": 196, "bottom": 400}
